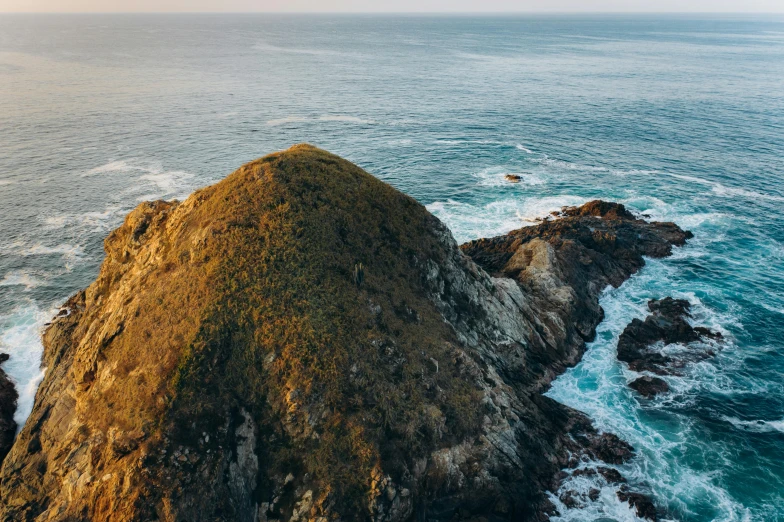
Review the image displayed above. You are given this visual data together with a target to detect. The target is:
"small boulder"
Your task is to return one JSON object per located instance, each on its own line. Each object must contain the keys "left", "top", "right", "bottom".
{"left": 597, "top": 467, "right": 626, "bottom": 484}
{"left": 504, "top": 174, "right": 522, "bottom": 183}
{"left": 617, "top": 487, "right": 658, "bottom": 521}
{"left": 629, "top": 376, "right": 670, "bottom": 398}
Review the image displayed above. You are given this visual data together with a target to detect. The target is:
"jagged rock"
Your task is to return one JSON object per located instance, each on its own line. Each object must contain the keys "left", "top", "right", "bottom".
{"left": 586, "top": 432, "right": 635, "bottom": 465}
{"left": 617, "top": 297, "right": 721, "bottom": 376}
{"left": 461, "top": 201, "right": 692, "bottom": 390}
{"left": 597, "top": 467, "right": 625, "bottom": 484}
{"left": 617, "top": 486, "right": 658, "bottom": 521}
{"left": 629, "top": 376, "right": 670, "bottom": 398}
{"left": 0, "top": 353, "right": 17, "bottom": 464}
{"left": 0, "top": 146, "right": 691, "bottom": 521}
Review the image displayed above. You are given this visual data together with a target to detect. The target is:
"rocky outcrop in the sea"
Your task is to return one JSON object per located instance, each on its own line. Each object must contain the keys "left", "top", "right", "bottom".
{"left": 618, "top": 297, "right": 721, "bottom": 396}
{"left": 0, "top": 146, "right": 691, "bottom": 521}
{"left": 461, "top": 200, "right": 691, "bottom": 390}
{"left": 629, "top": 375, "right": 670, "bottom": 398}
{"left": 0, "top": 353, "right": 17, "bottom": 464}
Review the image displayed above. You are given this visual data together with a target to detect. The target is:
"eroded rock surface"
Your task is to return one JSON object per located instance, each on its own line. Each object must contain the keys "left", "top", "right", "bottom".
{"left": 0, "top": 146, "right": 691, "bottom": 521}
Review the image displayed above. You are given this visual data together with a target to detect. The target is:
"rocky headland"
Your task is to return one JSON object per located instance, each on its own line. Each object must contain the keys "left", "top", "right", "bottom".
{"left": 0, "top": 145, "right": 692, "bottom": 521}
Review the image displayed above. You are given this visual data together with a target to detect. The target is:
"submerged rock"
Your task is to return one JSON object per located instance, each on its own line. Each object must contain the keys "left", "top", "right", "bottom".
{"left": 0, "top": 146, "right": 692, "bottom": 521}
{"left": 0, "top": 353, "right": 17, "bottom": 464}
{"left": 504, "top": 174, "right": 522, "bottom": 183}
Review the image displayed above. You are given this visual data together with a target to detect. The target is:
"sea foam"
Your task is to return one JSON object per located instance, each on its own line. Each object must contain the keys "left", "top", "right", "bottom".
{"left": 0, "top": 304, "right": 50, "bottom": 426}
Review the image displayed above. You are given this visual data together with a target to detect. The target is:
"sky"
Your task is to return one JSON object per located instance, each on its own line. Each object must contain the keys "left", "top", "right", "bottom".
{"left": 1, "top": 0, "right": 783, "bottom": 12}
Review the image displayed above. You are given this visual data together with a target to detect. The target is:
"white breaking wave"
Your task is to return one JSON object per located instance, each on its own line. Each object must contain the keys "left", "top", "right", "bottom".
{"left": 138, "top": 170, "right": 194, "bottom": 198}
{"left": 525, "top": 152, "right": 662, "bottom": 178}
{"left": 722, "top": 417, "right": 784, "bottom": 434}
{"left": 664, "top": 172, "right": 784, "bottom": 203}
{"left": 83, "top": 159, "right": 151, "bottom": 177}
{"left": 43, "top": 205, "right": 122, "bottom": 232}
{"left": 760, "top": 302, "right": 784, "bottom": 315}
{"left": 0, "top": 271, "right": 42, "bottom": 291}
{"left": 0, "top": 304, "right": 51, "bottom": 426}
{"left": 545, "top": 253, "right": 752, "bottom": 522}
{"left": 535, "top": 155, "right": 611, "bottom": 172}
{"left": 427, "top": 195, "right": 587, "bottom": 244}
{"left": 83, "top": 159, "right": 196, "bottom": 201}
{"left": 473, "top": 166, "right": 545, "bottom": 188}
{"left": 12, "top": 242, "right": 86, "bottom": 260}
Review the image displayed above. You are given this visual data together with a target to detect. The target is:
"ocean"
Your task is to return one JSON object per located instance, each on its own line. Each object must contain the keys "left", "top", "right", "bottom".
{"left": 1, "top": 13, "right": 783, "bottom": 521}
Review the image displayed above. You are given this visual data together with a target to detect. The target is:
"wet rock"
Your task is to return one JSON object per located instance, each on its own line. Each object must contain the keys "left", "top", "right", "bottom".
{"left": 617, "top": 486, "right": 658, "bottom": 521}
{"left": 572, "top": 466, "right": 626, "bottom": 484}
{"left": 559, "top": 490, "right": 580, "bottom": 509}
{"left": 597, "top": 467, "right": 625, "bottom": 484}
{"left": 504, "top": 174, "right": 522, "bottom": 183}
{"left": 629, "top": 376, "right": 670, "bottom": 398}
{"left": 0, "top": 353, "right": 17, "bottom": 464}
{"left": 588, "top": 433, "right": 634, "bottom": 465}
{"left": 617, "top": 297, "right": 720, "bottom": 377}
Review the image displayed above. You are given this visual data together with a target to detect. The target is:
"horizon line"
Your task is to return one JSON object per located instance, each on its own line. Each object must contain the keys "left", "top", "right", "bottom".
{"left": 2, "top": 10, "right": 783, "bottom": 14}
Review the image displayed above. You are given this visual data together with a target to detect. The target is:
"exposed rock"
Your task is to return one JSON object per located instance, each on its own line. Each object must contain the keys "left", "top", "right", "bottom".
{"left": 629, "top": 376, "right": 670, "bottom": 398}
{"left": 587, "top": 433, "right": 635, "bottom": 465}
{"left": 461, "top": 201, "right": 692, "bottom": 390}
{"left": 0, "top": 146, "right": 691, "bottom": 521}
{"left": 597, "top": 466, "right": 625, "bottom": 484}
{"left": 504, "top": 174, "right": 522, "bottom": 183}
{"left": 0, "top": 353, "right": 17, "bottom": 464}
{"left": 617, "top": 297, "right": 721, "bottom": 376}
{"left": 617, "top": 486, "right": 658, "bottom": 521}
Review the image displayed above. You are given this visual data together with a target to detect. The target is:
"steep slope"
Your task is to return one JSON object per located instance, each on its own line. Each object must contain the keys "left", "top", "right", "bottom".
{"left": 0, "top": 145, "right": 690, "bottom": 521}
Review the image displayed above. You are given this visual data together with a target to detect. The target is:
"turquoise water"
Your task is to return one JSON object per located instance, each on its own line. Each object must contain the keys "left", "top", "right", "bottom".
{"left": 1, "top": 14, "right": 783, "bottom": 521}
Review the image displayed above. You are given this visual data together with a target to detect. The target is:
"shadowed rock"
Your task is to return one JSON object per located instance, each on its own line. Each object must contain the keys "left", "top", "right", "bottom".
{"left": 617, "top": 486, "right": 659, "bottom": 521}
{"left": 0, "top": 353, "right": 17, "bottom": 464}
{"left": 629, "top": 376, "right": 670, "bottom": 398}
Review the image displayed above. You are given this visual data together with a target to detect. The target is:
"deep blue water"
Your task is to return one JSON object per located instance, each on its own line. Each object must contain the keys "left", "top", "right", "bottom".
{"left": 1, "top": 13, "right": 783, "bottom": 521}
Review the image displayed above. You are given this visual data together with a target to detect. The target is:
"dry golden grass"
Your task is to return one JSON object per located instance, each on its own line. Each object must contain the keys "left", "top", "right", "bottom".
{"left": 102, "top": 144, "right": 486, "bottom": 514}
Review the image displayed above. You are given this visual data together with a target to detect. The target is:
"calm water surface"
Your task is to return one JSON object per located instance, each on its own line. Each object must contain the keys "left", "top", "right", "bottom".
{"left": 1, "top": 13, "right": 783, "bottom": 521}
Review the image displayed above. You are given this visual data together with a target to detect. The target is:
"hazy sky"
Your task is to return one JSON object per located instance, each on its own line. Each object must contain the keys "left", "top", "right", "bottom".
{"left": 1, "top": 0, "right": 783, "bottom": 12}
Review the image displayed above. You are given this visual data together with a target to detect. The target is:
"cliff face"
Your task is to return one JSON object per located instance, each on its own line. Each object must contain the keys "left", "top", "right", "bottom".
{"left": 0, "top": 145, "right": 690, "bottom": 521}
{"left": 0, "top": 355, "right": 17, "bottom": 464}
